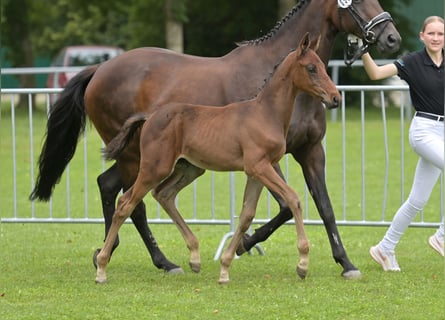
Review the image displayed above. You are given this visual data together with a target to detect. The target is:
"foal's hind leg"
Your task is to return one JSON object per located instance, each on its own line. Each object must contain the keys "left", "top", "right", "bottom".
{"left": 152, "top": 160, "right": 206, "bottom": 273}
{"left": 95, "top": 164, "right": 122, "bottom": 266}
{"left": 219, "top": 176, "right": 263, "bottom": 284}
{"left": 95, "top": 163, "right": 182, "bottom": 274}
{"left": 131, "top": 201, "right": 183, "bottom": 274}
{"left": 96, "top": 186, "right": 143, "bottom": 283}
{"left": 96, "top": 170, "right": 161, "bottom": 283}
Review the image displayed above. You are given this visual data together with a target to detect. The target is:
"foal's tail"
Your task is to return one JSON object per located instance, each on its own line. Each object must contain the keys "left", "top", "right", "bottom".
{"left": 103, "top": 113, "right": 148, "bottom": 160}
{"left": 29, "top": 65, "right": 98, "bottom": 201}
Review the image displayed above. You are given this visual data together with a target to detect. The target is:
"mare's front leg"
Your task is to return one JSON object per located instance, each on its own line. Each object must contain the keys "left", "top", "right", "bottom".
{"left": 219, "top": 176, "right": 263, "bottom": 284}
{"left": 293, "top": 144, "right": 361, "bottom": 279}
{"left": 95, "top": 163, "right": 182, "bottom": 274}
{"left": 152, "top": 160, "right": 205, "bottom": 273}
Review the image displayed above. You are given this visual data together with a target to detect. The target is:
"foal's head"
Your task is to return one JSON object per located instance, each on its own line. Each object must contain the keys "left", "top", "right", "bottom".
{"left": 290, "top": 33, "right": 340, "bottom": 109}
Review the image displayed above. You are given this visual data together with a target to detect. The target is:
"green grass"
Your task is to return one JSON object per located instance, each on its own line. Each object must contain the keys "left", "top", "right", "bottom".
{"left": 1, "top": 100, "right": 444, "bottom": 319}
{"left": 0, "top": 223, "right": 444, "bottom": 319}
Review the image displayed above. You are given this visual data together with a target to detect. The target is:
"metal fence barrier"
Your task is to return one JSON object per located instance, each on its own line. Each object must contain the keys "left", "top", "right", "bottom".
{"left": 1, "top": 87, "right": 443, "bottom": 234}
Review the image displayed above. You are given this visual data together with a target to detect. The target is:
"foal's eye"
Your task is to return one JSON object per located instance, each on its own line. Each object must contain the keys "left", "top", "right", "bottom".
{"left": 307, "top": 64, "right": 317, "bottom": 74}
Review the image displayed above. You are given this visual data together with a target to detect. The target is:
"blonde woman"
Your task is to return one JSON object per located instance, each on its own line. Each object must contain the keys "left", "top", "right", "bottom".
{"left": 362, "top": 16, "right": 444, "bottom": 271}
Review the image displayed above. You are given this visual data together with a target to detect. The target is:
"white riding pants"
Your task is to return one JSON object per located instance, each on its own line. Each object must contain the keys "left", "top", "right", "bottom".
{"left": 380, "top": 115, "right": 444, "bottom": 252}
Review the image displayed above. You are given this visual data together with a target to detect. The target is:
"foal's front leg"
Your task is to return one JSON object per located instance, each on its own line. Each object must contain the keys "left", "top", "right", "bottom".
{"left": 219, "top": 176, "right": 263, "bottom": 284}
{"left": 254, "top": 163, "right": 310, "bottom": 279}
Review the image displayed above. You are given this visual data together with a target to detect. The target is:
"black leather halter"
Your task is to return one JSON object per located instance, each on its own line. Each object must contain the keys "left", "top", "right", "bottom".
{"left": 339, "top": 3, "right": 394, "bottom": 65}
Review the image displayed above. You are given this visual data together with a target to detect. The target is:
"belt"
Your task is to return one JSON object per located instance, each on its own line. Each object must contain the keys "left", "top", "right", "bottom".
{"left": 415, "top": 111, "right": 444, "bottom": 122}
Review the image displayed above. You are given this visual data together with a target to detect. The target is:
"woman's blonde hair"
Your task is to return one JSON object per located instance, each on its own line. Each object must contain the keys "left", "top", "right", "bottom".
{"left": 421, "top": 16, "right": 444, "bottom": 32}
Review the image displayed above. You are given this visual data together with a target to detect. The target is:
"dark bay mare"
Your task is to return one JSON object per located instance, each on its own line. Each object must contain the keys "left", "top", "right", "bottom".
{"left": 31, "top": 0, "right": 401, "bottom": 279}
{"left": 96, "top": 34, "right": 341, "bottom": 284}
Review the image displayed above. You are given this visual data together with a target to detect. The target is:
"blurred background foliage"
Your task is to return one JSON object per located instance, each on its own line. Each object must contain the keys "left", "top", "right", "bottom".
{"left": 1, "top": 0, "right": 442, "bottom": 89}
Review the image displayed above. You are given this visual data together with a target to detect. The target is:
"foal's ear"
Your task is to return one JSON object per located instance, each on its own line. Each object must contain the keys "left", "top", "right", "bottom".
{"left": 299, "top": 32, "right": 311, "bottom": 53}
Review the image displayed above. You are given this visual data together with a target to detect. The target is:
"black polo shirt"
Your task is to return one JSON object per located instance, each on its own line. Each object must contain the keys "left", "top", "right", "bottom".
{"left": 394, "top": 48, "right": 444, "bottom": 116}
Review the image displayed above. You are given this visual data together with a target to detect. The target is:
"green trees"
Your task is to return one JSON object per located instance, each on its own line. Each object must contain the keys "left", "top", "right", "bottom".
{"left": 1, "top": 1, "right": 417, "bottom": 85}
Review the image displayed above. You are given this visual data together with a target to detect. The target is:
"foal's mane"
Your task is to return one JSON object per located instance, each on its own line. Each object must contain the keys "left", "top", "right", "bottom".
{"left": 258, "top": 51, "right": 293, "bottom": 92}
{"left": 236, "top": 0, "right": 310, "bottom": 47}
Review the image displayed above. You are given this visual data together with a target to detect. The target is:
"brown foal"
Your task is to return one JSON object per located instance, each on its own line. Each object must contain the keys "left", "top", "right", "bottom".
{"left": 96, "top": 34, "right": 340, "bottom": 284}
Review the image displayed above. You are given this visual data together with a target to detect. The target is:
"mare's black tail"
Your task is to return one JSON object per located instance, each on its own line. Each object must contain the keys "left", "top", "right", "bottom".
{"left": 103, "top": 113, "right": 148, "bottom": 160}
{"left": 30, "top": 65, "right": 98, "bottom": 201}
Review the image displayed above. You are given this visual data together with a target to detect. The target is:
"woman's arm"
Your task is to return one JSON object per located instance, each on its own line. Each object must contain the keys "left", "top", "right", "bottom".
{"left": 361, "top": 53, "right": 398, "bottom": 80}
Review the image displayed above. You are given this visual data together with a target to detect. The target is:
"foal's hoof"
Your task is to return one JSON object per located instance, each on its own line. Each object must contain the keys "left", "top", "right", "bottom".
{"left": 218, "top": 274, "right": 230, "bottom": 285}
{"left": 342, "top": 269, "right": 362, "bottom": 280}
{"left": 95, "top": 277, "right": 107, "bottom": 284}
{"left": 189, "top": 262, "right": 201, "bottom": 273}
{"left": 95, "top": 270, "right": 108, "bottom": 284}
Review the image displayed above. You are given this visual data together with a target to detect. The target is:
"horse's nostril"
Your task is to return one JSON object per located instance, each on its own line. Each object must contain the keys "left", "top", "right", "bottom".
{"left": 387, "top": 34, "right": 401, "bottom": 47}
{"left": 388, "top": 34, "right": 396, "bottom": 44}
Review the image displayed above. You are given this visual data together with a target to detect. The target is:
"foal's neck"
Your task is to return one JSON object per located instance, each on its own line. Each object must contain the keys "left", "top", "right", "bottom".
{"left": 255, "top": 56, "right": 300, "bottom": 122}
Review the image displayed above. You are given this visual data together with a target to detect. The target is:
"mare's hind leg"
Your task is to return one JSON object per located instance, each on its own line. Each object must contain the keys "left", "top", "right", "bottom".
{"left": 293, "top": 145, "right": 360, "bottom": 279}
{"left": 251, "top": 162, "right": 310, "bottom": 279}
{"left": 152, "top": 160, "right": 206, "bottom": 273}
{"left": 95, "top": 163, "right": 182, "bottom": 273}
{"left": 219, "top": 176, "right": 264, "bottom": 284}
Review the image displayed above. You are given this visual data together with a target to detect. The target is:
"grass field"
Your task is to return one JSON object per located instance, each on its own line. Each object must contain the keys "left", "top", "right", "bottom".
{"left": 0, "top": 223, "right": 444, "bottom": 319}
{"left": 1, "top": 98, "right": 444, "bottom": 319}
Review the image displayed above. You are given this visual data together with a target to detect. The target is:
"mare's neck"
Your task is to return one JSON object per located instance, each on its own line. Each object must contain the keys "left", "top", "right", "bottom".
{"left": 229, "top": 0, "right": 338, "bottom": 63}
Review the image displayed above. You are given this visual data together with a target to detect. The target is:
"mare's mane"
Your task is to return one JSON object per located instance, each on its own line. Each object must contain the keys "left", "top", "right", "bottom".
{"left": 236, "top": 0, "right": 310, "bottom": 47}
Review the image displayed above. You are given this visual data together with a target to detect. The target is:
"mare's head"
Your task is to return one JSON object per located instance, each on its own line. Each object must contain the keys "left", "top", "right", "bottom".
{"left": 330, "top": 0, "right": 401, "bottom": 54}
{"left": 291, "top": 33, "right": 340, "bottom": 109}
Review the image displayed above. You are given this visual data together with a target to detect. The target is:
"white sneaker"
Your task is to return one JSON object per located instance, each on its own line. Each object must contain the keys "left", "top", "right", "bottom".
{"left": 369, "top": 245, "right": 401, "bottom": 271}
{"left": 428, "top": 234, "right": 444, "bottom": 257}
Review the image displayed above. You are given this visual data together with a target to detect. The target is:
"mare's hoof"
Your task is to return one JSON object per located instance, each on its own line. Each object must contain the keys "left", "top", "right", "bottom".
{"left": 342, "top": 269, "right": 362, "bottom": 280}
{"left": 92, "top": 248, "right": 101, "bottom": 269}
{"left": 189, "top": 262, "right": 201, "bottom": 273}
{"left": 296, "top": 266, "right": 308, "bottom": 279}
{"left": 166, "top": 267, "right": 185, "bottom": 275}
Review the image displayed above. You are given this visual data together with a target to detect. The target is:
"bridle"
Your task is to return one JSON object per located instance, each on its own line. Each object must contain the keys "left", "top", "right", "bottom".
{"left": 338, "top": 0, "right": 394, "bottom": 65}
